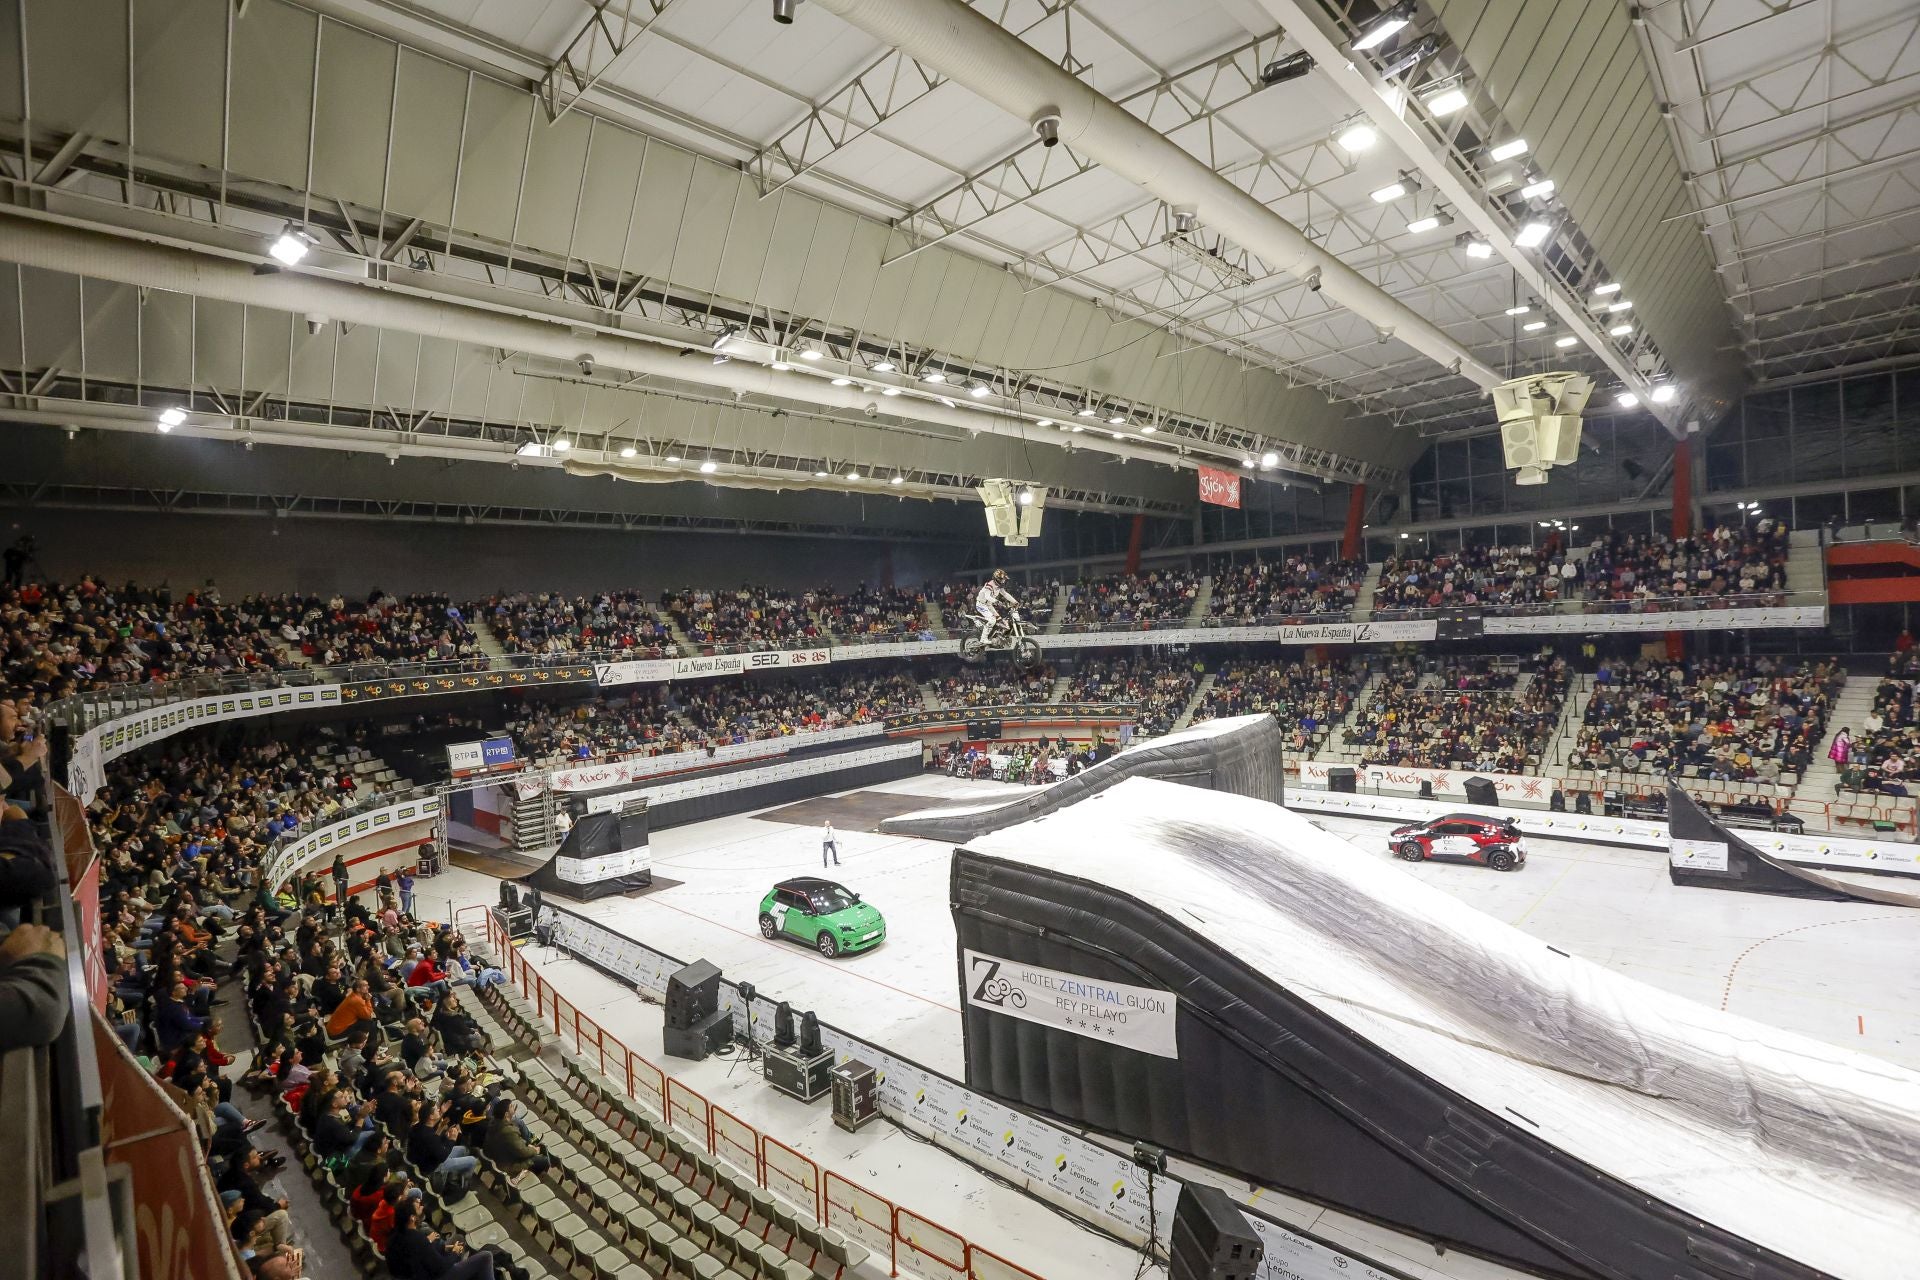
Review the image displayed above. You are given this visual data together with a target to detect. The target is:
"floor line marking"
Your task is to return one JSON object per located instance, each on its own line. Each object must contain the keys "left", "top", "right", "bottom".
{"left": 1720, "top": 913, "right": 1912, "bottom": 1011}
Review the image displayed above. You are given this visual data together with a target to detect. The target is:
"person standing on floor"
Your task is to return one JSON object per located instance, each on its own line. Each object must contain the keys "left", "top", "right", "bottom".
{"left": 821, "top": 821, "right": 840, "bottom": 868}
{"left": 398, "top": 867, "right": 416, "bottom": 917}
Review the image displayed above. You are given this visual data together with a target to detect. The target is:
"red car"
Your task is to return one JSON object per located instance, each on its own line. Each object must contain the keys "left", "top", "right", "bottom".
{"left": 1390, "top": 814, "right": 1527, "bottom": 871}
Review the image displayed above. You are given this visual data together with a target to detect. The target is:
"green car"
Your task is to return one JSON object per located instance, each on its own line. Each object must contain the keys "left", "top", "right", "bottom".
{"left": 757, "top": 877, "right": 886, "bottom": 958}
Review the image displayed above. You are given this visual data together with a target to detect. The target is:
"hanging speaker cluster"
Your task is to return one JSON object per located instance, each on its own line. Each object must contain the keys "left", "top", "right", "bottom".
{"left": 1493, "top": 372, "right": 1593, "bottom": 485}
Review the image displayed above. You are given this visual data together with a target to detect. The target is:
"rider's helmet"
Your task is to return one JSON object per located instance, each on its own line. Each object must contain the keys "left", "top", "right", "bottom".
{"left": 992, "top": 569, "right": 1008, "bottom": 584}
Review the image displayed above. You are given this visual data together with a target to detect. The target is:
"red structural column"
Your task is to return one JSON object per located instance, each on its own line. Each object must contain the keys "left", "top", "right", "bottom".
{"left": 1342, "top": 484, "right": 1367, "bottom": 560}
{"left": 1667, "top": 439, "right": 1693, "bottom": 659}
{"left": 1125, "top": 514, "right": 1145, "bottom": 575}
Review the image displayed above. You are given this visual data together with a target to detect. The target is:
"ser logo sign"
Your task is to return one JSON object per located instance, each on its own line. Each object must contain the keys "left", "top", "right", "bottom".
{"left": 967, "top": 956, "right": 1028, "bottom": 1009}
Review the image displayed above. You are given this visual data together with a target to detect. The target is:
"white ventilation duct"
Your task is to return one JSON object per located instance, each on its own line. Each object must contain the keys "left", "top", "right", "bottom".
{"left": 0, "top": 210, "right": 1189, "bottom": 471}
{"left": 808, "top": 0, "right": 1503, "bottom": 392}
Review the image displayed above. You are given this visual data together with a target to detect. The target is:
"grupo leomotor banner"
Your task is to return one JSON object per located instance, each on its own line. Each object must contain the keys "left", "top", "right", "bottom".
{"left": 1197, "top": 465, "right": 1242, "bottom": 509}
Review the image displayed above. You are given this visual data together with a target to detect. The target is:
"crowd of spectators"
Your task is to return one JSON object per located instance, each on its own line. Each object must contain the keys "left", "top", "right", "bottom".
{"left": 929, "top": 661, "right": 1057, "bottom": 707}
{"left": 660, "top": 585, "right": 822, "bottom": 652}
{"left": 1346, "top": 654, "right": 1570, "bottom": 773}
{"left": 1206, "top": 555, "right": 1366, "bottom": 622}
{"left": 1062, "top": 655, "right": 1200, "bottom": 736}
{"left": 1843, "top": 651, "right": 1920, "bottom": 791}
{"left": 935, "top": 579, "right": 1056, "bottom": 634}
{"left": 1373, "top": 543, "right": 1568, "bottom": 616}
{"left": 478, "top": 591, "right": 674, "bottom": 660}
{"left": 273, "top": 593, "right": 483, "bottom": 670}
{"left": 1193, "top": 657, "right": 1366, "bottom": 752}
{"left": 1059, "top": 569, "right": 1199, "bottom": 629}
{"left": 1573, "top": 655, "right": 1836, "bottom": 782}
{"left": 1581, "top": 522, "right": 1791, "bottom": 606}
{"left": 811, "top": 585, "right": 932, "bottom": 639}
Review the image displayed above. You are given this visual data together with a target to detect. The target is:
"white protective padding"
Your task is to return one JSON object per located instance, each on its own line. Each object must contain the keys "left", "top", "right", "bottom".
{"left": 965, "top": 778, "right": 1920, "bottom": 1280}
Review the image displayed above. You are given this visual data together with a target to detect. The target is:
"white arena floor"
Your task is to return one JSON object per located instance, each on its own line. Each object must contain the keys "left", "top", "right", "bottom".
{"left": 422, "top": 773, "right": 1920, "bottom": 1279}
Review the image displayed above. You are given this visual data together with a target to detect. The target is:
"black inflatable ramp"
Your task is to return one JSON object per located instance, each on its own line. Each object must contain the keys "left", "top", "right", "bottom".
{"left": 953, "top": 777, "right": 1920, "bottom": 1280}
{"left": 1667, "top": 784, "right": 1920, "bottom": 906}
{"left": 880, "top": 712, "right": 1283, "bottom": 842}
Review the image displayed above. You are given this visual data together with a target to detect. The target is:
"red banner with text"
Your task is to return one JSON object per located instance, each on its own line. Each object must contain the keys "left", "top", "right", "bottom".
{"left": 1198, "top": 465, "right": 1242, "bottom": 508}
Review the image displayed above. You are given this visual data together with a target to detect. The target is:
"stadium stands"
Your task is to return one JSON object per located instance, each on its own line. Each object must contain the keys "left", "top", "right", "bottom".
{"left": 1058, "top": 569, "right": 1199, "bottom": 629}
{"left": 1572, "top": 655, "right": 1836, "bottom": 783}
{"left": 1061, "top": 655, "right": 1201, "bottom": 736}
{"left": 1206, "top": 555, "right": 1366, "bottom": 622}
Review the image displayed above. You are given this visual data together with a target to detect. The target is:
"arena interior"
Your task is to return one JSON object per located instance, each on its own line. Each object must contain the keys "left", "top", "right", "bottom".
{"left": 5, "top": 2, "right": 1920, "bottom": 1279}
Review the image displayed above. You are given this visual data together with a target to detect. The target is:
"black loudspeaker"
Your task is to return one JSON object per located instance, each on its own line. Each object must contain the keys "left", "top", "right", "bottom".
{"left": 663, "top": 1008, "right": 732, "bottom": 1062}
{"left": 665, "top": 960, "right": 721, "bottom": 1031}
{"left": 1327, "top": 766, "right": 1356, "bottom": 794}
{"left": 1463, "top": 776, "right": 1498, "bottom": 808}
{"left": 1418, "top": 780, "right": 1435, "bottom": 801}
{"left": 1169, "top": 1182, "right": 1263, "bottom": 1280}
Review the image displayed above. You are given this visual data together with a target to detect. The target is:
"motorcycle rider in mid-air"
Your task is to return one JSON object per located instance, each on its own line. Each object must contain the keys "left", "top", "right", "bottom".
{"left": 974, "top": 569, "right": 1019, "bottom": 647}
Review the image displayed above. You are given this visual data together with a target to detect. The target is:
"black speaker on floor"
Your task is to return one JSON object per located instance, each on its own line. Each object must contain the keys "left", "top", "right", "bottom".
{"left": 1169, "top": 1182, "right": 1263, "bottom": 1280}
{"left": 665, "top": 960, "right": 721, "bottom": 1031}
{"left": 663, "top": 1008, "right": 732, "bottom": 1062}
{"left": 1327, "top": 766, "right": 1356, "bottom": 794}
{"left": 1463, "top": 776, "right": 1498, "bottom": 808}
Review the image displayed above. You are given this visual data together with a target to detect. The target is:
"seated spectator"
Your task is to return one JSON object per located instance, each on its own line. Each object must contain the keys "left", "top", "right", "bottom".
{"left": 1573, "top": 654, "right": 1835, "bottom": 782}
{"left": 1207, "top": 555, "right": 1365, "bottom": 622}
{"left": 1059, "top": 569, "right": 1198, "bottom": 629}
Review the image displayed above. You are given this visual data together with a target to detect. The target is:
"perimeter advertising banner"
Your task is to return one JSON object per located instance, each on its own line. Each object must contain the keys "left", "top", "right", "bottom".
{"left": 963, "top": 949, "right": 1180, "bottom": 1058}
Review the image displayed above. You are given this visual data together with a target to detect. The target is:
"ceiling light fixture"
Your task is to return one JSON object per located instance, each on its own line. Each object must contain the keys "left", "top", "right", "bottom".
{"left": 938, "top": 396, "right": 956, "bottom": 408}
{"left": 1336, "top": 120, "right": 1377, "bottom": 152}
{"left": 1425, "top": 86, "right": 1469, "bottom": 116}
{"left": 515, "top": 441, "right": 544, "bottom": 457}
{"left": 1406, "top": 212, "right": 1448, "bottom": 234}
{"left": 1608, "top": 300, "right": 1633, "bottom": 313}
{"left": 1077, "top": 406, "right": 1098, "bottom": 417}
{"left": 921, "top": 370, "right": 946, "bottom": 384}
{"left": 1555, "top": 336, "right": 1579, "bottom": 348}
{"left": 1260, "top": 450, "right": 1280, "bottom": 468}
{"left": 1351, "top": 0, "right": 1414, "bottom": 51}
{"left": 552, "top": 437, "right": 572, "bottom": 451}
{"left": 1378, "top": 34, "right": 1439, "bottom": 80}
{"left": 1593, "top": 282, "right": 1622, "bottom": 296}
{"left": 1371, "top": 181, "right": 1408, "bottom": 203}
{"left": 770, "top": 352, "right": 792, "bottom": 370}
{"left": 844, "top": 470, "right": 861, "bottom": 481}
{"left": 1615, "top": 392, "right": 1639, "bottom": 408}
{"left": 1489, "top": 138, "right": 1529, "bottom": 161}
{"left": 1523, "top": 320, "right": 1547, "bottom": 331}
{"left": 814, "top": 470, "right": 829, "bottom": 478}
{"left": 970, "top": 383, "right": 992, "bottom": 398}
{"left": 1651, "top": 385, "right": 1678, "bottom": 404}
{"left": 1505, "top": 304, "right": 1532, "bottom": 317}
{"left": 1259, "top": 51, "right": 1316, "bottom": 87}
{"left": 699, "top": 460, "right": 718, "bottom": 473}
{"left": 890, "top": 475, "right": 904, "bottom": 486}
{"left": 712, "top": 326, "right": 739, "bottom": 352}
{"left": 881, "top": 387, "right": 901, "bottom": 396}
{"left": 665, "top": 454, "right": 682, "bottom": 463}
{"left": 1514, "top": 220, "right": 1552, "bottom": 248}
{"left": 1609, "top": 323, "right": 1633, "bottom": 337}
{"left": 1462, "top": 235, "right": 1494, "bottom": 258}
{"left": 619, "top": 445, "right": 637, "bottom": 458}
{"left": 267, "top": 225, "right": 315, "bottom": 266}
{"left": 798, "top": 347, "right": 822, "bottom": 361}
{"left": 1519, "top": 178, "right": 1556, "bottom": 199}
{"left": 157, "top": 407, "right": 187, "bottom": 430}
{"left": 1036, "top": 419, "right": 1053, "bottom": 427}
{"left": 1107, "top": 414, "right": 1126, "bottom": 425}
{"left": 1140, "top": 424, "right": 1156, "bottom": 434}
{"left": 871, "top": 359, "right": 895, "bottom": 373}
{"left": 831, "top": 377, "right": 853, "bottom": 386}
{"left": 1017, "top": 487, "right": 1035, "bottom": 506}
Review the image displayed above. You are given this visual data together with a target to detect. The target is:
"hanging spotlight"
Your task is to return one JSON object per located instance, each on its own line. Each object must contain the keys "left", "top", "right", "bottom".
{"left": 890, "top": 475, "right": 905, "bottom": 486}
{"left": 1036, "top": 418, "right": 1054, "bottom": 427}
{"left": 1336, "top": 119, "right": 1378, "bottom": 152}
{"left": 814, "top": 469, "right": 829, "bottom": 478}
{"left": 1259, "top": 51, "right": 1315, "bottom": 87}
{"left": 844, "top": 469, "right": 861, "bottom": 481}
{"left": 1460, "top": 234, "right": 1494, "bottom": 259}
{"left": 552, "top": 436, "right": 572, "bottom": 451}
{"left": 1615, "top": 391, "right": 1639, "bottom": 408}
{"left": 1017, "top": 487, "right": 1035, "bottom": 506}
{"left": 921, "top": 370, "right": 946, "bottom": 384}
{"left": 1260, "top": 450, "right": 1280, "bottom": 468}
{"left": 1505, "top": 304, "right": 1532, "bottom": 317}
{"left": 1554, "top": 336, "right": 1578, "bottom": 348}
{"left": 699, "top": 459, "right": 718, "bottom": 473}
{"left": 665, "top": 454, "right": 682, "bottom": 463}
{"left": 712, "top": 326, "right": 739, "bottom": 352}
{"left": 1651, "top": 385, "right": 1678, "bottom": 404}
{"left": 1514, "top": 220, "right": 1552, "bottom": 248}
{"left": 1518, "top": 177, "right": 1556, "bottom": 200}
{"left": 798, "top": 346, "right": 823, "bottom": 361}
{"left": 970, "top": 383, "right": 992, "bottom": 398}
{"left": 1370, "top": 180, "right": 1410, "bottom": 204}
{"left": 157, "top": 406, "right": 188, "bottom": 430}
{"left": 881, "top": 387, "right": 901, "bottom": 396}
{"left": 1608, "top": 300, "right": 1633, "bottom": 313}
{"left": 831, "top": 377, "right": 853, "bottom": 386}
{"left": 1489, "top": 138, "right": 1529, "bottom": 161}
{"left": 871, "top": 359, "right": 896, "bottom": 373}
{"left": 1425, "top": 86, "right": 1469, "bottom": 116}
{"left": 1076, "top": 406, "right": 1099, "bottom": 418}
{"left": 1405, "top": 210, "right": 1451, "bottom": 234}
{"left": 1522, "top": 320, "right": 1547, "bottom": 332}
{"left": 267, "top": 224, "right": 316, "bottom": 266}
{"left": 773, "top": 0, "right": 800, "bottom": 24}
{"left": 1609, "top": 323, "right": 1633, "bottom": 337}
{"left": 1351, "top": 0, "right": 1414, "bottom": 51}
{"left": 619, "top": 445, "right": 637, "bottom": 458}
{"left": 1593, "top": 282, "right": 1622, "bottom": 297}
